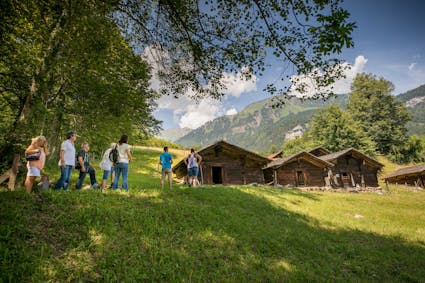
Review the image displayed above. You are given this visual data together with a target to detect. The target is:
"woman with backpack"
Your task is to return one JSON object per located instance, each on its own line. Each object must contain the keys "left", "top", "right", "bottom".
{"left": 184, "top": 148, "right": 202, "bottom": 187}
{"left": 99, "top": 142, "right": 117, "bottom": 190}
{"left": 112, "top": 135, "right": 132, "bottom": 191}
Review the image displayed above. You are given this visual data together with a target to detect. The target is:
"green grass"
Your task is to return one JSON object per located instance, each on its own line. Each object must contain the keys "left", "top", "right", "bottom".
{"left": 1, "top": 148, "right": 424, "bottom": 282}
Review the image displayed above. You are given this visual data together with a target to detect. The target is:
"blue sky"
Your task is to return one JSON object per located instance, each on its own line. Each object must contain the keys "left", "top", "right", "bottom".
{"left": 153, "top": 0, "right": 425, "bottom": 130}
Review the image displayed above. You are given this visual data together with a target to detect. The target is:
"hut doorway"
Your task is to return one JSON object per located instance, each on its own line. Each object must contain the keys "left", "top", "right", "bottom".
{"left": 341, "top": 172, "right": 352, "bottom": 187}
{"left": 212, "top": 166, "right": 223, "bottom": 184}
{"left": 296, "top": 171, "right": 305, "bottom": 186}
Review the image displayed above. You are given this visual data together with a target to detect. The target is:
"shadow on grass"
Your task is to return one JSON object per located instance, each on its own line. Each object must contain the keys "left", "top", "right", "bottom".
{"left": 0, "top": 186, "right": 424, "bottom": 282}
{"left": 259, "top": 186, "right": 322, "bottom": 201}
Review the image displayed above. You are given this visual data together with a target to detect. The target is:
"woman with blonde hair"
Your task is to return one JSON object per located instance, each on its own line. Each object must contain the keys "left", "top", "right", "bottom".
{"left": 24, "top": 136, "right": 49, "bottom": 193}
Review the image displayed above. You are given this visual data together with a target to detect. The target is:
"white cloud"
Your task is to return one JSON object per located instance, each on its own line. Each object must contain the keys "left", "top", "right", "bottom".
{"left": 332, "top": 55, "right": 368, "bottom": 93}
{"left": 405, "top": 63, "right": 425, "bottom": 91}
{"left": 157, "top": 94, "right": 240, "bottom": 129}
{"left": 225, "top": 108, "right": 238, "bottom": 115}
{"left": 177, "top": 97, "right": 223, "bottom": 129}
{"left": 143, "top": 46, "right": 257, "bottom": 129}
{"left": 408, "top": 62, "right": 417, "bottom": 71}
{"left": 219, "top": 67, "right": 257, "bottom": 97}
{"left": 289, "top": 55, "right": 368, "bottom": 97}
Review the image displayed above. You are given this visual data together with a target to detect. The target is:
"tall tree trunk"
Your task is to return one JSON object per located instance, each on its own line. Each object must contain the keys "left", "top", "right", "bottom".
{"left": 10, "top": 10, "right": 67, "bottom": 145}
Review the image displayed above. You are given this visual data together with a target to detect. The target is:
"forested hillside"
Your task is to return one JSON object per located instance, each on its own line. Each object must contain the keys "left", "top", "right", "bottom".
{"left": 176, "top": 95, "right": 349, "bottom": 152}
{"left": 396, "top": 84, "right": 425, "bottom": 135}
{"left": 175, "top": 84, "right": 425, "bottom": 152}
{"left": 158, "top": 128, "right": 192, "bottom": 142}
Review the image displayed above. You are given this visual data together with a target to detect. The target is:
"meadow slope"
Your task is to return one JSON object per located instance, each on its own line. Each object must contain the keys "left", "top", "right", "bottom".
{"left": 1, "top": 147, "right": 424, "bottom": 282}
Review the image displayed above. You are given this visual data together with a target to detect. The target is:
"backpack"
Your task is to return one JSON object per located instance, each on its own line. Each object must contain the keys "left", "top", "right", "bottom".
{"left": 187, "top": 153, "right": 199, "bottom": 168}
{"left": 75, "top": 154, "right": 81, "bottom": 170}
{"left": 109, "top": 145, "right": 119, "bottom": 163}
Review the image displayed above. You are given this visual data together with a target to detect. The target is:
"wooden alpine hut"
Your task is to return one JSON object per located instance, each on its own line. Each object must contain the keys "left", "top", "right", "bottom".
{"left": 319, "top": 148, "right": 383, "bottom": 188}
{"left": 172, "top": 140, "right": 270, "bottom": 185}
{"left": 263, "top": 151, "right": 333, "bottom": 187}
{"left": 383, "top": 164, "right": 425, "bottom": 188}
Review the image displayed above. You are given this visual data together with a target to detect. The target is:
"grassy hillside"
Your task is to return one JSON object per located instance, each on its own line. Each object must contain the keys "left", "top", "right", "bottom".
{"left": 1, "top": 147, "right": 424, "bottom": 282}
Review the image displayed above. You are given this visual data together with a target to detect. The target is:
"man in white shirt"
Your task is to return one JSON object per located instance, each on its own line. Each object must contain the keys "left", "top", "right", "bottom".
{"left": 55, "top": 131, "right": 77, "bottom": 190}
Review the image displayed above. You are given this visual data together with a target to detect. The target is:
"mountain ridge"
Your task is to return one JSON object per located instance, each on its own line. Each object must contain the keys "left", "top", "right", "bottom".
{"left": 165, "top": 84, "right": 425, "bottom": 152}
{"left": 396, "top": 84, "right": 425, "bottom": 135}
{"left": 176, "top": 94, "right": 349, "bottom": 152}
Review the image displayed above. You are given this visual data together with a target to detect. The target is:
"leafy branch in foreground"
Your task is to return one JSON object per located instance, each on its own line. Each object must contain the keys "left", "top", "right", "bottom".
{"left": 116, "top": 0, "right": 356, "bottom": 101}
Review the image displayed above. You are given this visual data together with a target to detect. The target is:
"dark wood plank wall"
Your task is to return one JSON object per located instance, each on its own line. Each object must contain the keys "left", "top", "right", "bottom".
{"left": 175, "top": 143, "right": 382, "bottom": 188}
{"left": 385, "top": 174, "right": 425, "bottom": 187}
{"left": 200, "top": 149, "right": 266, "bottom": 185}
{"left": 276, "top": 160, "right": 326, "bottom": 187}
{"left": 329, "top": 156, "right": 379, "bottom": 187}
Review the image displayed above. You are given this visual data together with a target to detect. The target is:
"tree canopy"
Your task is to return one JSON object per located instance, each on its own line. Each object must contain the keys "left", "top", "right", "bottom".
{"left": 116, "top": 0, "right": 356, "bottom": 100}
{"left": 309, "top": 104, "right": 376, "bottom": 155}
{"left": 0, "top": 0, "right": 356, "bottom": 169}
{"left": 347, "top": 73, "right": 412, "bottom": 155}
{"left": 0, "top": 0, "right": 159, "bottom": 168}
{"left": 282, "top": 104, "right": 376, "bottom": 156}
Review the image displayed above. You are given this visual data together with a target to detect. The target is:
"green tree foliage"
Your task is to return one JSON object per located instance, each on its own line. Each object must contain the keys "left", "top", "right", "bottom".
{"left": 389, "top": 135, "right": 425, "bottom": 164}
{"left": 117, "top": 0, "right": 356, "bottom": 101}
{"left": 282, "top": 134, "right": 317, "bottom": 155}
{"left": 308, "top": 104, "right": 376, "bottom": 155}
{"left": 0, "top": 0, "right": 159, "bottom": 169}
{"left": 347, "top": 73, "right": 412, "bottom": 155}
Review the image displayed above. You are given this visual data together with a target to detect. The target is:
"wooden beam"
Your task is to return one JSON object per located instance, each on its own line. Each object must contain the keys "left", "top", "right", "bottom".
{"left": 0, "top": 154, "right": 21, "bottom": 191}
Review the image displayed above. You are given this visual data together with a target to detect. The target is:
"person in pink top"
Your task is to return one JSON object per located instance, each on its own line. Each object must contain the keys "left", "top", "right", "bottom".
{"left": 24, "top": 136, "right": 49, "bottom": 193}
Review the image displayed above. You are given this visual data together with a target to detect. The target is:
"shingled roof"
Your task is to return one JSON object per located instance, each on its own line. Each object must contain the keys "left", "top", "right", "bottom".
{"left": 319, "top": 148, "right": 383, "bottom": 168}
{"left": 267, "top": 151, "right": 283, "bottom": 159}
{"left": 383, "top": 164, "right": 425, "bottom": 180}
{"left": 308, "top": 146, "right": 331, "bottom": 157}
{"left": 263, "top": 151, "right": 333, "bottom": 170}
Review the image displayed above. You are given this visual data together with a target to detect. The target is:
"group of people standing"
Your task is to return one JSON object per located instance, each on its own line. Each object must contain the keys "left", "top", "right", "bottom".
{"left": 158, "top": 147, "right": 203, "bottom": 189}
{"left": 24, "top": 131, "right": 203, "bottom": 193}
{"left": 24, "top": 131, "right": 132, "bottom": 193}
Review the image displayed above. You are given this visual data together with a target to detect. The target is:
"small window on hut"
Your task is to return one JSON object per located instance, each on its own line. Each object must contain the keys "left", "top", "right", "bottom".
{"left": 342, "top": 172, "right": 349, "bottom": 179}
